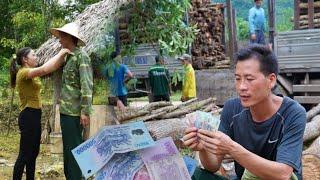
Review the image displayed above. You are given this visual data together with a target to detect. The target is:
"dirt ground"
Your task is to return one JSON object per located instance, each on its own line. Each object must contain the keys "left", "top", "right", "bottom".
{"left": 0, "top": 133, "right": 65, "bottom": 180}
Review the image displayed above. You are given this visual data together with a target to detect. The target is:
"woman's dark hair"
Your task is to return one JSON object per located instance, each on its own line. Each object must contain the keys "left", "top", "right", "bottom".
{"left": 10, "top": 47, "right": 32, "bottom": 88}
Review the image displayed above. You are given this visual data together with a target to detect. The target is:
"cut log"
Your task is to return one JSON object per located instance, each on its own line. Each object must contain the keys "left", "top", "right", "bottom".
{"left": 151, "top": 105, "right": 177, "bottom": 115}
{"left": 303, "top": 115, "right": 320, "bottom": 142}
{"left": 307, "top": 104, "right": 320, "bottom": 121}
{"left": 300, "top": 18, "right": 320, "bottom": 26}
{"left": 151, "top": 98, "right": 198, "bottom": 115}
{"left": 202, "top": 103, "right": 215, "bottom": 112}
{"left": 302, "top": 154, "right": 320, "bottom": 180}
{"left": 130, "top": 111, "right": 168, "bottom": 122}
{"left": 116, "top": 109, "right": 149, "bottom": 122}
{"left": 304, "top": 136, "right": 320, "bottom": 157}
{"left": 300, "top": 23, "right": 320, "bottom": 29}
{"left": 302, "top": 136, "right": 320, "bottom": 179}
{"left": 178, "top": 98, "right": 199, "bottom": 107}
{"left": 299, "top": 2, "right": 320, "bottom": 9}
{"left": 142, "top": 101, "right": 172, "bottom": 111}
{"left": 300, "top": 13, "right": 320, "bottom": 21}
{"left": 160, "top": 98, "right": 215, "bottom": 119}
{"left": 145, "top": 118, "right": 187, "bottom": 140}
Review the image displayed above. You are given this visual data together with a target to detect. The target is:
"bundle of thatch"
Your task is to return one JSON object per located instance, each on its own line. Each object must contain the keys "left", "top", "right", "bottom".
{"left": 189, "top": 1, "right": 226, "bottom": 70}
{"left": 36, "top": 0, "right": 131, "bottom": 65}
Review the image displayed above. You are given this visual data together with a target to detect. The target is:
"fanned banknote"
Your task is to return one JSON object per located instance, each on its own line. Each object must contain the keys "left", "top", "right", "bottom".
{"left": 183, "top": 156, "right": 198, "bottom": 176}
{"left": 140, "top": 137, "right": 191, "bottom": 180}
{"left": 72, "top": 121, "right": 155, "bottom": 179}
{"left": 133, "top": 166, "right": 151, "bottom": 180}
{"left": 186, "top": 111, "right": 220, "bottom": 131}
{"left": 95, "top": 151, "right": 144, "bottom": 180}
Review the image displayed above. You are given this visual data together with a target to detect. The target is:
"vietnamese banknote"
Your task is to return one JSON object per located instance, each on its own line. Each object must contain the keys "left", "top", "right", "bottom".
{"left": 95, "top": 151, "right": 144, "bottom": 180}
{"left": 183, "top": 156, "right": 198, "bottom": 177}
{"left": 186, "top": 111, "right": 220, "bottom": 131}
{"left": 133, "top": 166, "right": 151, "bottom": 180}
{"left": 140, "top": 137, "right": 191, "bottom": 180}
{"left": 72, "top": 121, "right": 155, "bottom": 179}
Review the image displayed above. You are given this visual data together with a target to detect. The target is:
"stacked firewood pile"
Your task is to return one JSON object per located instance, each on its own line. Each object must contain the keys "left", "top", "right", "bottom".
{"left": 114, "top": 98, "right": 220, "bottom": 140}
{"left": 118, "top": 14, "right": 131, "bottom": 45}
{"left": 189, "top": 1, "right": 227, "bottom": 69}
{"left": 302, "top": 104, "right": 320, "bottom": 179}
{"left": 297, "top": 1, "right": 320, "bottom": 29}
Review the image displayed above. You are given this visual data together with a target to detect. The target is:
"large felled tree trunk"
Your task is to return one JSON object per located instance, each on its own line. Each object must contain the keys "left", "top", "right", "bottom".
{"left": 306, "top": 103, "right": 320, "bottom": 121}
{"left": 303, "top": 115, "right": 320, "bottom": 142}
{"left": 302, "top": 136, "right": 320, "bottom": 179}
{"left": 159, "top": 98, "right": 215, "bottom": 119}
{"left": 145, "top": 118, "right": 187, "bottom": 141}
{"left": 302, "top": 154, "right": 320, "bottom": 180}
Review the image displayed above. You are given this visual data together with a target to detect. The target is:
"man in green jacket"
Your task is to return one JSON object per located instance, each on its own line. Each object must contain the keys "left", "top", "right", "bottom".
{"left": 50, "top": 22, "right": 93, "bottom": 180}
{"left": 148, "top": 55, "right": 171, "bottom": 102}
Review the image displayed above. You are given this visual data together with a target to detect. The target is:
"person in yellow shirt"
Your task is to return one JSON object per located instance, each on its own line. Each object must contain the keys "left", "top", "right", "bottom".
{"left": 10, "top": 47, "right": 70, "bottom": 180}
{"left": 178, "top": 54, "right": 196, "bottom": 102}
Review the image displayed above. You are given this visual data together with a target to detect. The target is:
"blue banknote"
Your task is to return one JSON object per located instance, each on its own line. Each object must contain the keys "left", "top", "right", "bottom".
{"left": 72, "top": 121, "right": 155, "bottom": 179}
{"left": 95, "top": 151, "right": 144, "bottom": 180}
{"left": 183, "top": 156, "right": 198, "bottom": 176}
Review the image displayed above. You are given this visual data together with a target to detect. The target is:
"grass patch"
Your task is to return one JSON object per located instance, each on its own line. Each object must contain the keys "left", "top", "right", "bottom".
{"left": 0, "top": 133, "right": 20, "bottom": 159}
{"left": 0, "top": 132, "right": 64, "bottom": 180}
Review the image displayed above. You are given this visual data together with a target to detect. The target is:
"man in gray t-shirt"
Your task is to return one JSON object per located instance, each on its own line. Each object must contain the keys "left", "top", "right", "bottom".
{"left": 183, "top": 45, "right": 306, "bottom": 180}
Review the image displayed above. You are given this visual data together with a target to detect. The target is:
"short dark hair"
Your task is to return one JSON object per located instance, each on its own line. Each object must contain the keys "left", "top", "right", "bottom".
{"left": 110, "top": 51, "right": 118, "bottom": 59}
{"left": 235, "top": 45, "right": 278, "bottom": 76}
{"left": 155, "top": 55, "right": 163, "bottom": 63}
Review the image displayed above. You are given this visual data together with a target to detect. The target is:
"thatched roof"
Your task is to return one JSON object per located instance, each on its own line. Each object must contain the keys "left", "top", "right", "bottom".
{"left": 36, "top": 0, "right": 130, "bottom": 65}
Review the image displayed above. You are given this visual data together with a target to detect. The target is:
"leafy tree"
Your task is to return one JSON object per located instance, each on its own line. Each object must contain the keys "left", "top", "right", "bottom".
{"left": 236, "top": 18, "right": 249, "bottom": 40}
{"left": 122, "top": 0, "right": 198, "bottom": 56}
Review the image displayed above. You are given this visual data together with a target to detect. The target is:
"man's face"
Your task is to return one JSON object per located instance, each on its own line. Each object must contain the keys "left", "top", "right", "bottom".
{"left": 180, "top": 59, "right": 189, "bottom": 65}
{"left": 180, "top": 59, "right": 185, "bottom": 65}
{"left": 235, "top": 58, "right": 275, "bottom": 108}
{"left": 58, "top": 32, "right": 73, "bottom": 48}
{"left": 255, "top": 0, "right": 262, "bottom": 7}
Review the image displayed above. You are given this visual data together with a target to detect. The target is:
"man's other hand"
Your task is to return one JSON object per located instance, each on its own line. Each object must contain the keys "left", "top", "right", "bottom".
{"left": 251, "top": 33, "right": 257, "bottom": 40}
{"left": 80, "top": 114, "right": 90, "bottom": 127}
{"left": 183, "top": 127, "right": 204, "bottom": 151}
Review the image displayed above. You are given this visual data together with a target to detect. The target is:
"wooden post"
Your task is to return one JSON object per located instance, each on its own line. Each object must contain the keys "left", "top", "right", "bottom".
{"left": 232, "top": 8, "right": 238, "bottom": 53}
{"left": 268, "top": 0, "right": 275, "bottom": 50}
{"left": 294, "top": 0, "right": 300, "bottom": 30}
{"left": 226, "top": 0, "right": 235, "bottom": 68}
{"left": 52, "top": 70, "right": 62, "bottom": 133}
{"left": 308, "top": 0, "right": 314, "bottom": 29}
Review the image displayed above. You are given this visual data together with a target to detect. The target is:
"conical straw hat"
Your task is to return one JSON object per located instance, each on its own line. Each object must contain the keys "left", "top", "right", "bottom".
{"left": 49, "top": 22, "right": 85, "bottom": 46}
